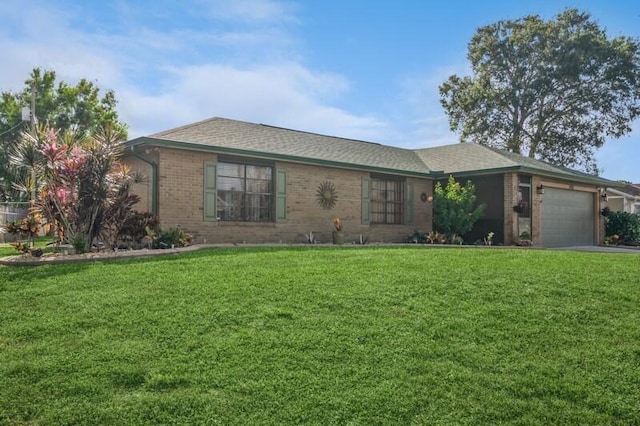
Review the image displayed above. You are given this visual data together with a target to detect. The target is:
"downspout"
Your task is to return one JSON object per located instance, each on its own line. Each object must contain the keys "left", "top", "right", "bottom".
{"left": 130, "top": 146, "right": 159, "bottom": 217}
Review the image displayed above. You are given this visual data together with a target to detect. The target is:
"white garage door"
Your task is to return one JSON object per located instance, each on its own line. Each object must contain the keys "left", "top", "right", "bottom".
{"left": 541, "top": 188, "right": 595, "bottom": 248}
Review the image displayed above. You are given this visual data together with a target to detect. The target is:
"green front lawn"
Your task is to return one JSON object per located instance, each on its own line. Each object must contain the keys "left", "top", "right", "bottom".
{"left": 1, "top": 247, "right": 639, "bottom": 424}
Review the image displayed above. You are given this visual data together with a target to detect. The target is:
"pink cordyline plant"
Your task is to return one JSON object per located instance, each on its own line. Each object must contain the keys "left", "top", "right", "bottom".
{"left": 9, "top": 124, "right": 139, "bottom": 252}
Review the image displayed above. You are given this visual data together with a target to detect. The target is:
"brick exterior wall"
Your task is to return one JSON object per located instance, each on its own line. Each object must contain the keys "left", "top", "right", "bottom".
{"left": 126, "top": 147, "right": 433, "bottom": 244}
{"left": 126, "top": 156, "right": 152, "bottom": 213}
{"left": 503, "top": 172, "right": 518, "bottom": 245}
{"left": 530, "top": 175, "right": 543, "bottom": 245}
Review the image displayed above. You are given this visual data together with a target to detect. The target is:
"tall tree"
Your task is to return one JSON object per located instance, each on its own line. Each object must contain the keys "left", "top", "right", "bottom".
{"left": 439, "top": 8, "right": 640, "bottom": 174}
{"left": 0, "top": 68, "right": 127, "bottom": 200}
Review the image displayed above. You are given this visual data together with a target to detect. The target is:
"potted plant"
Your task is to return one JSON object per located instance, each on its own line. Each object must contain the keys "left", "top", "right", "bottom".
{"left": 332, "top": 217, "right": 344, "bottom": 245}
{"left": 515, "top": 230, "right": 532, "bottom": 246}
{"left": 513, "top": 200, "right": 527, "bottom": 214}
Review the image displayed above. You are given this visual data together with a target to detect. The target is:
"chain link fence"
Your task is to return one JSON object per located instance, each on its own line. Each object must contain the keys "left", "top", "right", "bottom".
{"left": 0, "top": 202, "right": 28, "bottom": 243}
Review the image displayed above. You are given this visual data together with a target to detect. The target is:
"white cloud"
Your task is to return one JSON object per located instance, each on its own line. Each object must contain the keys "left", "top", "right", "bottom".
{"left": 121, "top": 63, "right": 388, "bottom": 140}
{"left": 0, "top": 0, "right": 387, "bottom": 143}
{"left": 0, "top": 1, "right": 126, "bottom": 91}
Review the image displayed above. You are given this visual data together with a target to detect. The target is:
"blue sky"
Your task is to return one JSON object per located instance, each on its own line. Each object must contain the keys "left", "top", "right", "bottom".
{"left": 1, "top": 0, "right": 638, "bottom": 182}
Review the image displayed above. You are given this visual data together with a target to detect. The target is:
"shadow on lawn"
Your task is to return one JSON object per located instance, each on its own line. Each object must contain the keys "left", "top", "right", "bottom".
{"left": 0, "top": 247, "right": 213, "bottom": 284}
{"left": 0, "top": 261, "right": 92, "bottom": 284}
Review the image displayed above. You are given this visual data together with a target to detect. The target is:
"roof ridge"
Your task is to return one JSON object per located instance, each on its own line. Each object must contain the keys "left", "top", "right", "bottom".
{"left": 257, "top": 123, "right": 385, "bottom": 147}
{"left": 150, "top": 116, "right": 225, "bottom": 137}
{"left": 133, "top": 116, "right": 432, "bottom": 175}
{"left": 486, "top": 145, "right": 603, "bottom": 179}
{"left": 412, "top": 142, "right": 615, "bottom": 185}
{"left": 414, "top": 142, "right": 520, "bottom": 169}
{"left": 155, "top": 116, "right": 407, "bottom": 150}
{"left": 482, "top": 145, "right": 527, "bottom": 166}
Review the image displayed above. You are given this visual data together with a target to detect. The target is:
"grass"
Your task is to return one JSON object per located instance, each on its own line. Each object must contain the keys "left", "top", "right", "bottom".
{"left": 0, "top": 236, "right": 56, "bottom": 257}
{"left": 0, "top": 243, "right": 14, "bottom": 257}
{"left": 1, "top": 246, "right": 639, "bottom": 425}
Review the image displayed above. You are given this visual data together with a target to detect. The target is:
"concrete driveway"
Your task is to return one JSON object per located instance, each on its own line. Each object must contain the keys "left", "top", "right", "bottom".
{"left": 553, "top": 245, "right": 640, "bottom": 253}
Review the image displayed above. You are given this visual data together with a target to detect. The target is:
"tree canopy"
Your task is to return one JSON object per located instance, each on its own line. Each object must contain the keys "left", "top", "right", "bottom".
{"left": 439, "top": 8, "right": 640, "bottom": 174}
{"left": 0, "top": 68, "right": 127, "bottom": 201}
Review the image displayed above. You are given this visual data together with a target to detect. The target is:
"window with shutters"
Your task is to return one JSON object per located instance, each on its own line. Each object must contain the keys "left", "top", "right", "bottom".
{"left": 370, "top": 176, "right": 405, "bottom": 224}
{"left": 217, "top": 162, "right": 273, "bottom": 222}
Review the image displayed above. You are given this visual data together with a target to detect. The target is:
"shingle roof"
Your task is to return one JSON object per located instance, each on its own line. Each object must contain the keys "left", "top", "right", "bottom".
{"left": 126, "top": 117, "right": 430, "bottom": 175}
{"left": 125, "top": 116, "right": 618, "bottom": 186}
{"left": 415, "top": 143, "right": 616, "bottom": 186}
{"left": 414, "top": 143, "right": 514, "bottom": 173}
{"left": 623, "top": 183, "right": 640, "bottom": 196}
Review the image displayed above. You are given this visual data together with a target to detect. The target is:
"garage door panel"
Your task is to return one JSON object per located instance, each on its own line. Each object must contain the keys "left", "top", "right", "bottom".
{"left": 541, "top": 188, "right": 595, "bottom": 247}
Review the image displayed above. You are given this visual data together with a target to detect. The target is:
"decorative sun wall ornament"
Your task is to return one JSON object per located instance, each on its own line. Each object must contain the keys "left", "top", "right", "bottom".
{"left": 316, "top": 181, "right": 338, "bottom": 209}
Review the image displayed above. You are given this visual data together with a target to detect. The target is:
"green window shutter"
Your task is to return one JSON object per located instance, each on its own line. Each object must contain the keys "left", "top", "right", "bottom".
{"left": 204, "top": 162, "right": 217, "bottom": 222}
{"left": 276, "top": 170, "right": 287, "bottom": 222}
{"left": 361, "top": 177, "right": 370, "bottom": 225}
{"left": 405, "top": 182, "right": 414, "bottom": 225}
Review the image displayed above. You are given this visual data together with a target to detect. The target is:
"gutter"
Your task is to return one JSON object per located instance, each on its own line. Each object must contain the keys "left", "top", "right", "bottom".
{"left": 434, "top": 165, "right": 617, "bottom": 188}
{"left": 130, "top": 146, "right": 159, "bottom": 216}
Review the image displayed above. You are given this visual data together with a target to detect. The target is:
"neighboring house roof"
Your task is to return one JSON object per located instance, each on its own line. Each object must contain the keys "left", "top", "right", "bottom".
{"left": 124, "top": 116, "right": 619, "bottom": 186}
{"left": 124, "top": 117, "right": 431, "bottom": 177}
{"left": 414, "top": 143, "right": 617, "bottom": 187}
{"left": 607, "top": 184, "right": 640, "bottom": 200}
{"left": 622, "top": 183, "right": 640, "bottom": 197}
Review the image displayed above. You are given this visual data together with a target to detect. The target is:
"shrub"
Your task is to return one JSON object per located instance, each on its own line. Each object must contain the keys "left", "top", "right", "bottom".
{"left": 155, "top": 227, "right": 192, "bottom": 249}
{"left": 72, "top": 234, "right": 87, "bottom": 254}
{"left": 118, "top": 211, "right": 160, "bottom": 245}
{"left": 407, "top": 230, "right": 447, "bottom": 244}
{"left": 3, "top": 213, "right": 42, "bottom": 248}
{"left": 605, "top": 211, "right": 640, "bottom": 245}
{"left": 407, "top": 230, "right": 427, "bottom": 244}
{"left": 433, "top": 176, "right": 485, "bottom": 243}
